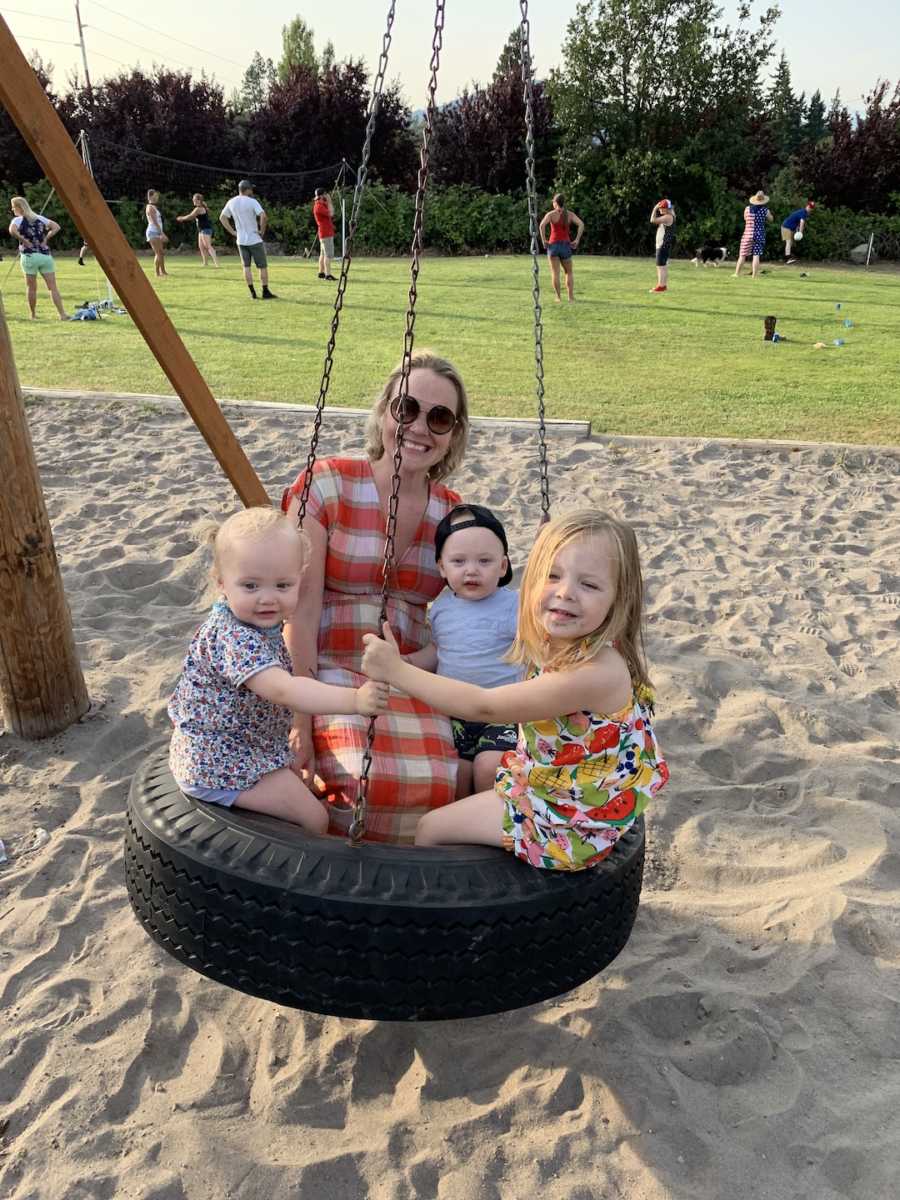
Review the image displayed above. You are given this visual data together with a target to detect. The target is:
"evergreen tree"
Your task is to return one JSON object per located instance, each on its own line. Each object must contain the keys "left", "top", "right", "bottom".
{"left": 767, "top": 52, "right": 805, "bottom": 160}
{"left": 803, "top": 89, "right": 828, "bottom": 145}
{"left": 493, "top": 28, "right": 524, "bottom": 82}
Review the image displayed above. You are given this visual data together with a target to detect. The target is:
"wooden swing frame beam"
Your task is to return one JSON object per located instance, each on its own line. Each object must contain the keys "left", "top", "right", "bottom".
{"left": 0, "top": 17, "right": 269, "bottom": 508}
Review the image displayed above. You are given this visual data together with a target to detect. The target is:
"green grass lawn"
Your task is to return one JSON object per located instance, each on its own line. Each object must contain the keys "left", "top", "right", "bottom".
{"left": 4, "top": 251, "right": 899, "bottom": 444}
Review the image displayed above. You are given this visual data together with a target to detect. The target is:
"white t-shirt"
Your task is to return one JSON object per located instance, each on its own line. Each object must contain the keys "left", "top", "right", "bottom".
{"left": 221, "top": 195, "right": 263, "bottom": 245}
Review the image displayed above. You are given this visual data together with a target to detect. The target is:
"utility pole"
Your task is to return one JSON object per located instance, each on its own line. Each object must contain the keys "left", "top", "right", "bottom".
{"left": 74, "top": 0, "right": 92, "bottom": 94}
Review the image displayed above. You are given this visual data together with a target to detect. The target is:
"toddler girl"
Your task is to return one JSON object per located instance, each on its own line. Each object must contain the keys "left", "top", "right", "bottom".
{"left": 362, "top": 509, "right": 668, "bottom": 869}
{"left": 169, "top": 508, "right": 388, "bottom": 831}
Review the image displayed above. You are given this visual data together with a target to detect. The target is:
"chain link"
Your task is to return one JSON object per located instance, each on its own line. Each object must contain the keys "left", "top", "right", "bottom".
{"left": 351, "top": 0, "right": 446, "bottom": 844}
{"left": 294, "top": 1, "right": 397, "bottom": 527}
{"left": 518, "top": 0, "right": 550, "bottom": 524}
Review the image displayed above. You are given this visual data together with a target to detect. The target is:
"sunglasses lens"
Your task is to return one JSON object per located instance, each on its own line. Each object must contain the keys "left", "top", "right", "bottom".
{"left": 390, "top": 396, "right": 418, "bottom": 425}
{"left": 427, "top": 406, "right": 457, "bottom": 435}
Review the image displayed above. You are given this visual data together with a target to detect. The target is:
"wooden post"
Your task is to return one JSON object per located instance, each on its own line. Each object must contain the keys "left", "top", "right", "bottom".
{"left": 0, "top": 297, "right": 91, "bottom": 737}
{"left": 0, "top": 16, "right": 269, "bottom": 508}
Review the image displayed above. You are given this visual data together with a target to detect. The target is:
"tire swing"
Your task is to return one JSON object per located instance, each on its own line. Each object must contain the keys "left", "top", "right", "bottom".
{"left": 124, "top": 0, "right": 646, "bottom": 1022}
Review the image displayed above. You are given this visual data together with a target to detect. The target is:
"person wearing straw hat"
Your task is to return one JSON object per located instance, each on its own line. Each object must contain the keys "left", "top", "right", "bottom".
{"left": 734, "top": 190, "right": 773, "bottom": 278}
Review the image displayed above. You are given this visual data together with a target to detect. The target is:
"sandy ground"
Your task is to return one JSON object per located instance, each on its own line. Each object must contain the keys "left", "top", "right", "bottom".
{"left": 1, "top": 395, "right": 899, "bottom": 1200}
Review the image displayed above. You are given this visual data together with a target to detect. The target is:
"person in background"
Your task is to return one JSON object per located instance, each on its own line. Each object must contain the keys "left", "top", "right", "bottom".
{"left": 734, "top": 190, "right": 773, "bottom": 278}
{"left": 145, "top": 189, "right": 168, "bottom": 278}
{"left": 8, "top": 196, "right": 69, "bottom": 320}
{"left": 313, "top": 188, "right": 337, "bottom": 281}
{"left": 177, "top": 193, "right": 219, "bottom": 267}
{"left": 781, "top": 200, "right": 815, "bottom": 265}
{"left": 539, "top": 193, "right": 585, "bottom": 303}
{"left": 649, "top": 199, "right": 676, "bottom": 293}
{"left": 220, "top": 181, "right": 276, "bottom": 300}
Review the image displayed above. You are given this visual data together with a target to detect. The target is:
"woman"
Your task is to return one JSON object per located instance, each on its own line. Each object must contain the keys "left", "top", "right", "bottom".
{"left": 539, "top": 193, "right": 584, "bottom": 302}
{"left": 649, "top": 198, "right": 676, "bottom": 293}
{"left": 282, "top": 350, "right": 469, "bottom": 843}
{"left": 8, "top": 196, "right": 68, "bottom": 320}
{"left": 735, "top": 190, "right": 773, "bottom": 278}
{"left": 145, "top": 189, "right": 168, "bottom": 277}
{"left": 176, "top": 193, "right": 218, "bottom": 267}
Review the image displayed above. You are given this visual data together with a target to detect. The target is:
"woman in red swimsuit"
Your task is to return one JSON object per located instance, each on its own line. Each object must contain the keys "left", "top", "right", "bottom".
{"left": 539, "top": 193, "right": 585, "bottom": 302}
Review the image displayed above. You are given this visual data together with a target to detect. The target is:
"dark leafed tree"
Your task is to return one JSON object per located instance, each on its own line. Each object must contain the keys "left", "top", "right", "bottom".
{"left": 797, "top": 80, "right": 900, "bottom": 212}
{"left": 68, "top": 68, "right": 237, "bottom": 194}
{"left": 0, "top": 54, "right": 74, "bottom": 190}
{"left": 244, "top": 61, "right": 416, "bottom": 192}
{"left": 431, "top": 75, "right": 555, "bottom": 194}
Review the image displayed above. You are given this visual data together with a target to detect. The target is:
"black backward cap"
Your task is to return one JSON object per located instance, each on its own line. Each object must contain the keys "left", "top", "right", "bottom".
{"left": 434, "top": 504, "right": 513, "bottom": 587}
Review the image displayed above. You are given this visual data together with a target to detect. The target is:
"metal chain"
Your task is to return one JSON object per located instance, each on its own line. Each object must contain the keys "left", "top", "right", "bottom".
{"left": 351, "top": 0, "right": 446, "bottom": 844}
{"left": 294, "top": 0, "right": 397, "bottom": 527}
{"left": 519, "top": 0, "right": 550, "bottom": 524}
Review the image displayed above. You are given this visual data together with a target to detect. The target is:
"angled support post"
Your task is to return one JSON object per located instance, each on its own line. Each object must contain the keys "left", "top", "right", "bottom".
{"left": 0, "top": 16, "right": 269, "bottom": 508}
{"left": 0, "top": 297, "right": 90, "bottom": 737}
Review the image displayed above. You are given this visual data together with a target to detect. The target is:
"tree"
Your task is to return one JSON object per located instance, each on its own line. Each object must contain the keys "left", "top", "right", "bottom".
{"left": 493, "top": 28, "right": 523, "bottom": 82}
{"left": 0, "top": 55, "right": 74, "bottom": 190}
{"left": 803, "top": 90, "right": 828, "bottom": 146}
{"left": 238, "top": 51, "right": 277, "bottom": 113}
{"left": 278, "top": 17, "right": 319, "bottom": 82}
{"left": 767, "top": 53, "right": 805, "bottom": 161}
{"left": 431, "top": 73, "right": 556, "bottom": 194}
{"left": 549, "top": 0, "right": 780, "bottom": 158}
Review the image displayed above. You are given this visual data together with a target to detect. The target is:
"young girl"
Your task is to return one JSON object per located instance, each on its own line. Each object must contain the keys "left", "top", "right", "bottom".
{"left": 176, "top": 193, "right": 218, "bottom": 267}
{"left": 362, "top": 509, "right": 668, "bottom": 869}
{"left": 145, "top": 189, "right": 168, "bottom": 277}
{"left": 169, "top": 508, "right": 389, "bottom": 832}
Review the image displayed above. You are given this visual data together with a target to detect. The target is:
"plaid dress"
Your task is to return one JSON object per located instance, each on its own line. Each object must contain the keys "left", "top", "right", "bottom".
{"left": 283, "top": 458, "right": 461, "bottom": 843}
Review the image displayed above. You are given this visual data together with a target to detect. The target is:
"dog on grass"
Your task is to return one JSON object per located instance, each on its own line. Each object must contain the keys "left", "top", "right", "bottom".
{"left": 692, "top": 243, "right": 728, "bottom": 267}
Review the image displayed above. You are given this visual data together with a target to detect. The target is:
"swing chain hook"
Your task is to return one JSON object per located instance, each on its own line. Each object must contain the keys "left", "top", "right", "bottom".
{"left": 295, "top": 0, "right": 398, "bottom": 528}
{"left": 352, "top": 0, "right": 445, "bottom": 845}
{"left": 519, "top": 0, "right": 550, "bottom": 525}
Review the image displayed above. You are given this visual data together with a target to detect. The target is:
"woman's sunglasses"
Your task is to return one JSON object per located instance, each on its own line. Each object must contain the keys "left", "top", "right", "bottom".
{"left": 389, "top": 394, "right": 458, "bottom": 436}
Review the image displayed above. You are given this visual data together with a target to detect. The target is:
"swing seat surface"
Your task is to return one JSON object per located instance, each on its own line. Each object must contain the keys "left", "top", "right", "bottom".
{"left": 125, "top": 750, "right": 646, "bottom": 1021}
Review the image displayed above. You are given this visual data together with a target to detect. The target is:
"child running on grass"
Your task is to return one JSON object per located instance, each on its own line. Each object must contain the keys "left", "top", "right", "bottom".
{"left": 169, "top": 508, "right": 388, "bottom": 831}
{"left": 362, "top": 509, "right": 668, "bottom": 869}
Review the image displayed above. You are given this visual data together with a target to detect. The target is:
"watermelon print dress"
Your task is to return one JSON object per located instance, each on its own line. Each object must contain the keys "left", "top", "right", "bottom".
{"left": 496, "top": 670, "right": 669, "bottom": 871}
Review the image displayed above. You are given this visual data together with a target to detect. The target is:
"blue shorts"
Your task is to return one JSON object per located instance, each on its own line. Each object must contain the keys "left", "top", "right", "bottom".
{"left": 178, "top": 782, "right": 242, "bottom": 807}
{"left": 547, "top": 241, "right": 573, "bottom": 260}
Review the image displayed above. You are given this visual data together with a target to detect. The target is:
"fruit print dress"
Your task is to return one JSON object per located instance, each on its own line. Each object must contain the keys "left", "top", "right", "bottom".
{"left": 496, "top": 671, "right": 669, "bottom": 871}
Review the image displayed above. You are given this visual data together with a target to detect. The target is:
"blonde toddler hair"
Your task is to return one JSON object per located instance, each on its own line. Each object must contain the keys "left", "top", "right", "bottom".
{"left": 509, "top": 508, "right": 652, "bottom": 689}
{"left": 199, "top": 507, "right": 309, "bottom": 602}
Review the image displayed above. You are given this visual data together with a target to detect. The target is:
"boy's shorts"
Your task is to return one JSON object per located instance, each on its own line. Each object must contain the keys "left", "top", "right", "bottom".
{"left": 451, "top": 717, "right": 518, "bottom": 762}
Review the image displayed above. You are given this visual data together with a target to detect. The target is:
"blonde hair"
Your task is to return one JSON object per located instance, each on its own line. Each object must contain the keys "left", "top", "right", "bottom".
{"left": 147, "top": 189, "right": 159, "bottom": 203}
{"left": 509, "top": 509, "right": 652, "bottom": 688}
{"left": 10, "top": 196, "right": 38, "bottom": 221}
{"left": 192, "top": 193, "right": 204, "bottom": 205}
{"left": 363, "top": 349, "right": 469, "bottom": 483}
{"left": 199, "top": 507, "right": 309, "bottom": 602}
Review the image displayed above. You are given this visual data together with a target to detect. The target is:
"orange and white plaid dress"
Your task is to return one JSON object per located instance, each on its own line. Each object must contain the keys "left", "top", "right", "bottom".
{"left": 283, "top": 457, "right": 461, "bottom": 843}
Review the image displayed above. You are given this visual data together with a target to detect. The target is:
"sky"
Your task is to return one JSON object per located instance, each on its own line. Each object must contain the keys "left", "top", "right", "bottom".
{"left": 3, "top": 0, "right": 899, "bottom": 116}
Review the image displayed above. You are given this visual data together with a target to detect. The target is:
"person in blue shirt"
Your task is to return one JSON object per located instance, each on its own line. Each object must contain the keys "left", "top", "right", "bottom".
{"left": 781, "top": 201, "right": 815, "bottom": 264}
{"left": 408, "top": 505, "right": 521, "bottom": 799}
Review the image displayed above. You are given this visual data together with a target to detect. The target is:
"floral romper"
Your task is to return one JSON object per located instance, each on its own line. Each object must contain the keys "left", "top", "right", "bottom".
{"left": 496, "top": 673, "right": 669, "bottom": 871}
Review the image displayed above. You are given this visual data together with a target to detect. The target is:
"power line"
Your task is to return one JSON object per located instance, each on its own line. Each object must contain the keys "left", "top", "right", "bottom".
{"left": 1, "top": 8, "right": 71, "bottom": 21}
{"left": 88, "top": 24, "right": 200, "bottom": 73}
{"left": 9, "top": 33, "right": 77, "bottom": 47}
{"left": 86, "top": 0, "right": 245, "bottom": 69}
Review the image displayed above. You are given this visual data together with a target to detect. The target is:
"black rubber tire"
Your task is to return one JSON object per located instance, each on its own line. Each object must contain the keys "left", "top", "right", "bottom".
{"left": 125, "top": 750, "right": 645, "bottom": 1021}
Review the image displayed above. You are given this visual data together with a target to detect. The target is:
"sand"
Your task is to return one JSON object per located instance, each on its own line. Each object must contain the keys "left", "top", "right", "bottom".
{"left": 1, "top": 394, "right": 899, "bottom": 1200}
